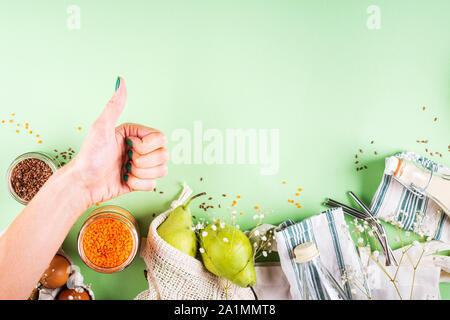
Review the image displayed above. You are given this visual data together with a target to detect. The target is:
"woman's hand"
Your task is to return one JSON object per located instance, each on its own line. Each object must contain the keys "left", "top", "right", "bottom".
{"left": 70, "top": 77, "right": 169, "bottom": 206}
{"left": 0, "top": 77, "right": 169, "bottom": 299}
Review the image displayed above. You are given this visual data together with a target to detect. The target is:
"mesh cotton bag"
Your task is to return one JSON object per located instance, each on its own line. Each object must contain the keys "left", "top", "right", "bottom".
{"left": 135, "top": 183, "right": 255, "bottom": 300}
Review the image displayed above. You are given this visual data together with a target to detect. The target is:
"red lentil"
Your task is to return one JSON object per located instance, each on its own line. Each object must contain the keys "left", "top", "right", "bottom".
{"left": 82, "top": 218, "right": 133, "bottom": 268}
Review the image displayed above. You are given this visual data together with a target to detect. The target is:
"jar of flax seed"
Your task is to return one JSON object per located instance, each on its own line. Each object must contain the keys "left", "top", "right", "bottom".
{"left": 6, "top": 152, "right": 60, "bottom": 205}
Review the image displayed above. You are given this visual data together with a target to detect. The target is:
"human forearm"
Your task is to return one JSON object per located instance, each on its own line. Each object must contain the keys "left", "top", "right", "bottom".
{"left": 0, "top": 162, "right": 90, "bottom": 299}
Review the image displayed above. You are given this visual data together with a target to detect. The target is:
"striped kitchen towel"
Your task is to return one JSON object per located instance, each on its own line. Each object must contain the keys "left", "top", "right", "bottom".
{"left": 275, "top": 207, "right": 370, "bottom": 300}
{"left": 370, "top": 152, "right": 450, "bottom": 243}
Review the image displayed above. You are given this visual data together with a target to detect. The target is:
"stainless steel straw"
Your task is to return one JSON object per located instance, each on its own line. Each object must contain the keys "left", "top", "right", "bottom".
{"left": 348, "top": 192, "right": 397, "bottom": 266}
{"left": 324, "top": 195, "right": 398, "bottom": 266}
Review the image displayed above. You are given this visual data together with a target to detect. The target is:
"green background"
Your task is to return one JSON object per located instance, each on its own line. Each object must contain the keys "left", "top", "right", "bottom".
{"left": 0, "top": 0, "right": 449, "bottom": 299}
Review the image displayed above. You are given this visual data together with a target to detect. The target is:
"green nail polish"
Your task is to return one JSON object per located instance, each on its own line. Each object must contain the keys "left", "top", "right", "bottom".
{"left": 125, "top": 138, "right": 133, "bottom": 148}
{"left": 126, "top": 162, "right": 132, "bottom": 173}
{"left": 115, "top": 76, "right": 120, "bottom": 91}
{"left": 123, "top": 174, "right": 129, "bottom": 182}
{"left": 128, "top": 150, "right": 133, "bottom": 160}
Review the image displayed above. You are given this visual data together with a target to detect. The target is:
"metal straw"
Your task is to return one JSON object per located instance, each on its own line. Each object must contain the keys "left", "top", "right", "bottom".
{"left": 324, "top": 197, "right": 397, "bottom": 266}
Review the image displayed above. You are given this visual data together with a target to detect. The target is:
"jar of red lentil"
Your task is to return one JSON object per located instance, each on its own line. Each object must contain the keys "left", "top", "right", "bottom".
{"left": 6, "top": 152, "right": 60, "bottom": 205}
{"left": 77, "top": 206, "right": 140, "bottom": 273}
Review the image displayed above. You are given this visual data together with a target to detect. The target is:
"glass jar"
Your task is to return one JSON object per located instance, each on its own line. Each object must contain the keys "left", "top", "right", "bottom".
{"left": 6, "top": 151, "right": 60, "bottom": 205}
{"left": 77, "top": 206, "right": 140, "bottom": 273}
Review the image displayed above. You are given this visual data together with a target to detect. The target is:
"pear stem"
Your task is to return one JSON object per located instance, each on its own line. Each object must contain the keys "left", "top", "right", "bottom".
{"left": 183, "top": 192, "right": 206, "bottom": 209}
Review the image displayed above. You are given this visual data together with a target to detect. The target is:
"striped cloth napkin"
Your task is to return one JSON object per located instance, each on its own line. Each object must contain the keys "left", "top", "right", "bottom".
{"left": 275, "top": 207, "right": 370, "bottom": 300}
{"left": 370, "top": 152, "right": 450, "bottom": 243}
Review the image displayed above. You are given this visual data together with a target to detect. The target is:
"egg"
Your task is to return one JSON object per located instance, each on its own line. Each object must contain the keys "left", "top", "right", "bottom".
{"left": 57, "top": 287, "right": 91, "bottom": 300}
{"left": 39, "top": 254, "right": 71, "bottom": 288}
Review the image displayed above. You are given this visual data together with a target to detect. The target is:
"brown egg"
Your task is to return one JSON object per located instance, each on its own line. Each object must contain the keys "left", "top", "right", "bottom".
{"left": 40, "top": 254, "right": 71, "bottom": 288}
{"left": 57, "top": 288, "right": 91, "bottom": 300}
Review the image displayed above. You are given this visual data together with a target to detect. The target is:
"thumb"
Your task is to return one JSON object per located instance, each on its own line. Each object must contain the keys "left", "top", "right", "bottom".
{"left": 95, "top": 76, "right": 127, "bottom": 127}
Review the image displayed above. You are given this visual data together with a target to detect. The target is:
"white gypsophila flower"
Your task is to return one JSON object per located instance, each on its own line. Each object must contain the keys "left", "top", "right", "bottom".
{"left": 262, "top": 251, "right": 267, "bottom": 257}
{"left": 253, "top": 242, "right": 258, "bottom": 247}
{"left": 211, "top": 224, "right": 217, "bottom": 231}
{"left": 220, "top": 222, "right": 225, "bottom": 229}
{"left": 254, "top": 230, "right": 260, "bottom": 236}
{"left": 199, "top": 248, "right": 205, "bottom": 253}
{"left": 202, "top": 231, "right": 208, "bottom": 237}
{"left": 223, "top": 237, "right": 229, "bottom": 243}
{"left": 191, "top": 227, "right": 196, "bottom": 231}
{"left": 236, "top": 225, "right": 240, "bottom": 229}
{"left": 253, "top": 214, "right": 259, "bottom": 220}
{"left": 357, "top": 225, "right": 364, "bottom": 232}
{"left": 75, "top": 287, "right": 84, "bottom": 293}
{"left": 261, "top": 236, "right": 267, "bottom": 241}
{"left": 372, "top": 250, "right": 379, "bottom": 259}
{"left": 259, "top": 214, "right": 264, "bottom": 219}
{"left": 357, "top": 238, "right": 364, "bottom": 244}
{"left": 196, "top": 223, "right": 204, "bottom": 230}
{"left": 426, "top": 236, "right": 432, "bottom": 242}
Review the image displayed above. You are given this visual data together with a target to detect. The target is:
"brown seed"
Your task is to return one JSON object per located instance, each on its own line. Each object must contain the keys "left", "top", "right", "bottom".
{"left": 10, "top": 158, "right": 53, "bottom": 202}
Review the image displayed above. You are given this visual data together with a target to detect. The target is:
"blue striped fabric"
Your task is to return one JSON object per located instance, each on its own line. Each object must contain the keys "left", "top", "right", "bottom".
{"left": 276, "top": 208, "right": 370, "bottom": 300}
{"left": 370, "top": 152, "right": 449, "bottom": 242}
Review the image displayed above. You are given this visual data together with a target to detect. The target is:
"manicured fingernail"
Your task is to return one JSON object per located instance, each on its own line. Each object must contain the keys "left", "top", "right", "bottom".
{"left": 125, "top": 138, "right": 133, "bottom": 148}
{"left": 115, "top": 76, "right": 120, "bottom": 91}
{"left": 126, "top": 162, "right": 132, "bottom": 173}
{"left": 128, "top": 149, "right": 133, "bottom": 160}
{"left": 123, "top": 174, "right": 129, "bottom": 182}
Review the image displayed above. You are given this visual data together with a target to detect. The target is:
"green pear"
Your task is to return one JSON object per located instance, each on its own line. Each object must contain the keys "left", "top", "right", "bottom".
{"left": 199, "top": 222, "right": 256, "bottom": 288}
{"left": 157, "top": 192, "right": 205, "bottom": 257}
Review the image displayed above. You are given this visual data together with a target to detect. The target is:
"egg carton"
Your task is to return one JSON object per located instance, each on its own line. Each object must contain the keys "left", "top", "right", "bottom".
{"left": 34, "top": 248, "right": 95, "bottom": 300}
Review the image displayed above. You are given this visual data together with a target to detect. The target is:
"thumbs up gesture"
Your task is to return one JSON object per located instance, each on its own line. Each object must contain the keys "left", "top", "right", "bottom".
{"left": 71, "top": 77, "right": 169, "bottom": 205}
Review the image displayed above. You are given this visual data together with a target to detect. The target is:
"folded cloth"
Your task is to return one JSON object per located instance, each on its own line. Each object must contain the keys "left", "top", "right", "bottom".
{"left": 252, "top": 262, "right": 292, "bottom": 300}
{"left": 275, "top": 208, "right": 370, "bottom": 300}
{"left": 358, "top": 240, "right": 450, "bottom": 300}
{"left": 370, "top": 152, "right": 450, "bottom": 242}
